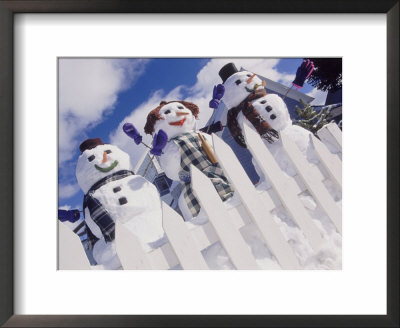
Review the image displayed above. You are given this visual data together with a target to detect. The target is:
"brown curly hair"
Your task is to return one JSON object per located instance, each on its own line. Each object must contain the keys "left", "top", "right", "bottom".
{"left": 144, "top": 100, "right": 200, "bottom": 135}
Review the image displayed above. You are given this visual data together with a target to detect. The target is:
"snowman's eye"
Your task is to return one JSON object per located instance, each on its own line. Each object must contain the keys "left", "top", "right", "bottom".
{"left": 247, "top": 74, "right": 252, "bottom": 77}
{"left": 88, "top": 155, "right": 95, "bottom": 162}
{"left": 177, "top": 106, "right": 184, "bottom": 109}
{"left": 260, "top": 100, "right": 266, "bottom": 104}
{"left": 235, "top": 79, "right": 241, "bottom": 85}
{"left": 105, "top": 150, "right": 112, "bottom": 154}
{"left": 164, "top": 109, "right": 171, "bottom": 114}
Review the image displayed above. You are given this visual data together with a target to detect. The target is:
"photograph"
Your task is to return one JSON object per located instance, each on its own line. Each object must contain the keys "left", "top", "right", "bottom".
{"left": 58, "top": 57, "right": 343, "bottom": 270}
{"left": 1, "top": 1, "right": 397, "bottom": 325}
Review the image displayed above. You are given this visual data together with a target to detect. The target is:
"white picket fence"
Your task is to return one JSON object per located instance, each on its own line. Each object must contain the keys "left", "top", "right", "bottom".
{"left": 59, "top": 122, "right": 342, "bottom": 270}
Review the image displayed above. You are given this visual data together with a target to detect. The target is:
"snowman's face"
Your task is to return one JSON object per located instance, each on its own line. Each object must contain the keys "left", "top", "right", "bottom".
{"left": 222, "top": 70, "right": 265, "bottom": 109}
{"left": 251, "top": 94, "right": 292, "bottom": 131}
{"left": 76, "top": 144, "right": 131, "bottom": 193}
{"left": 154, "top": 102, "right": 197, "bottom": 139}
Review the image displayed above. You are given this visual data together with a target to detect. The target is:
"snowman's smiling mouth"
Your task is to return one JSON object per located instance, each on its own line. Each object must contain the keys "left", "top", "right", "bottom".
{"left": 169, "top": 117, "right": 186, "bottom": 126}
{"left": 95, "top": 160, "right": 119, "bottom": 172}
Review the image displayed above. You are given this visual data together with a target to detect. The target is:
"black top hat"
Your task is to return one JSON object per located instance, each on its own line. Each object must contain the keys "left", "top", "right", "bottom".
{"left": 79, "top": 138, "right": 104, "bottom": 153}
{"left": 219, "top": 63, "right": 239, "bottom": 83}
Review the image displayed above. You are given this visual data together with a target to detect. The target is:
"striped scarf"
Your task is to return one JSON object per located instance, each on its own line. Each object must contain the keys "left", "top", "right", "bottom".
{"left": 227, "top": 88, "right": 279, "bottom": 148}
{"left": 83, "top": 170, "right": 134, "bottom": 242}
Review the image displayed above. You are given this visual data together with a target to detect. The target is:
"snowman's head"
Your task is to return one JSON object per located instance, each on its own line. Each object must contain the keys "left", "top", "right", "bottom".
{"left": 218, "top": 63, "right": 266, "bottom": 109}
{"left": 144, "top": 100, "right": 199, "bottom": 139}
{"left": 251, "top": 94, "right": 292, "bottom": 131}
{"left": 76, "top": 139, "right": 131, "bottom": 193}
{"left": 222, "top": 70, "right": 266, "bottom": 109}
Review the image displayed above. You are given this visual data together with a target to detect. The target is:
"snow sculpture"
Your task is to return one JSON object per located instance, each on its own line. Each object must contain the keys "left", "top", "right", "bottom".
{"left": 216, "top": 62, "right": 319, "bottom": 182}
{"left": 124, "top": 100, "right": 234, "bottom": 222}
{"left": 75, "top": 138, "right": 165, "bottom": 269}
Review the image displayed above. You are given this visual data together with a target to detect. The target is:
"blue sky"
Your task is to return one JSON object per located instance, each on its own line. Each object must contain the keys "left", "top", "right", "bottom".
{"left": 58, "top": 58, "right": 327, "bottom": 211}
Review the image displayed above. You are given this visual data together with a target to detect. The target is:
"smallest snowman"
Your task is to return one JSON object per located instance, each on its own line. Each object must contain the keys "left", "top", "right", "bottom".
{"left": 139, "top": 100, "right": 235, "bottom": 221}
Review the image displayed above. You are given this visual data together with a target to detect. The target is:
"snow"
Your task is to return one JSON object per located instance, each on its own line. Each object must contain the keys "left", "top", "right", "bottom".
{"left": 75, "top": 143, "right": 165, "bottom": 268}
{"left": 76, "top": 144, "right": 132, "bottom": 194}
{"left": 221, "top": 70, "right": 265, "bottom": 109}
{"left": 154, "top": 101, "right": 198, "bottom": 139}
{"left": 189, "top": 188, "right": 342, "bottom": 270}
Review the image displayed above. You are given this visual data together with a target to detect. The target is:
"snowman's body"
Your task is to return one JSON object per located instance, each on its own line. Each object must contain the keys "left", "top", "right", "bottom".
{"left": 221, "top": 69, "right": 316, "bottom": 183}
{"left": 235, "top": 93, "right": 317, "bottom": 181}
{"left": 76, "top": 143, "right": 165, "bottom": 269}
{"left": 151, "top": 101, "right": 234, "bottom": 221}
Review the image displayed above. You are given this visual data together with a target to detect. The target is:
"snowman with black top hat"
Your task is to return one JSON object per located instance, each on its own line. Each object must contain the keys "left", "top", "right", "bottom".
{"left": 215, "top": 61, "right": 317, "bottom": 182}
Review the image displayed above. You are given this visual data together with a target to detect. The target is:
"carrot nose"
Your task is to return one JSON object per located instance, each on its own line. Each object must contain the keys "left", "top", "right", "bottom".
{"left": 247, "top": 73, "right": 256, "bottom": 84}
{"left": 176, "top": 112, "right": 189, "bottom": 116}
{"left": 102, "top": 151, "right": 108, "bottom": 163}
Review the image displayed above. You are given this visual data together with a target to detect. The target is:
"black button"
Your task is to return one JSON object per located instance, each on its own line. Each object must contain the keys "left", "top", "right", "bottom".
{"left": 113, "top": 186, "right": 121, "bottom": 193}
{"left": 270, "top": 114, "right": 277, "bottom": 120}
{"left": 119, "top": 197, "right": 128, "bottom": 205}
{"left": 265, "top": 106, "right": 272, "bottom": 112}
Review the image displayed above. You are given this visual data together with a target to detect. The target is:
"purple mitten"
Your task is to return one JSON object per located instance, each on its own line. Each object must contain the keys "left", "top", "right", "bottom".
{"left": 58, "top": 209, "right": 80, "bottom": 223}
{"left": 123, "top": 123, "right": 142, "bottom": 145}
{"left": 209, "top": 84, "right": 225, "bottom": 109}
{"left": 150, "top": 129, "right": 168, "bottom": 156}
{"left": 292, "top": 59, "right": 314, "bottom": 89}
{"left": 209, "top": 99, "right": 220, "bottom": 109}
{"left": 213, "top": 84, "right": 225, "bottom": 100}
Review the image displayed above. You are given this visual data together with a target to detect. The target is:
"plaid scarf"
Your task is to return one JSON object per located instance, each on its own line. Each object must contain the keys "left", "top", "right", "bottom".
{"left": 172, "top": 132, "right": 234, "bottom": 218}
{"left": 73, "top": 220, "right": 99, "bottom": 251}
{"left": 227, "top": 88, "right": 279, "bottom": 148}
{"left": 83, "top": 170, "right": 134, "bottom": 242}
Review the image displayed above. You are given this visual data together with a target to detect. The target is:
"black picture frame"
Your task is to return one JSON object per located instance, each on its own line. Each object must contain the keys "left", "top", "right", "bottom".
{"left": 0, "top": 1, "right": 398, "bottom": 327}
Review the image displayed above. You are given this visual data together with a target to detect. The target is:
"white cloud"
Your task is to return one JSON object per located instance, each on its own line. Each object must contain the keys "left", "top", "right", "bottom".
{"left": 59, "top": 183, "right": 80, "bottom": 199}
{"left": 58, "top": 58, "right": 149, "bottom": 164}
{"left": 109, "top": 58, "right": 296, "bottom": 168}
{"left": 307, "top": 88, "right": 328, "bottom": 106}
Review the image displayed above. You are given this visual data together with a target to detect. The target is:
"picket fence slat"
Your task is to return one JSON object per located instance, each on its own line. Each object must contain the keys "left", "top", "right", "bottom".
{"left": 227, "top": 203, "right": 252, "bottom": 229}
{"left": 243, "top": 124, "right": 325, "bottom": 251}
{"left": 280, "top": 133, "right": 342, "bottom": 234}
{"left": 188, "top": 221, "right": 219, "bottom": 251}
{"left": 293, "top": 174, "right": 308, "bottom": 194}
{"left": 257, "top": 190, "right": 277, "bottom": 211}
{"left": 212, "top": 134, "right": 301, "bottom": 269}
{"left": 147, "top": 246, "right": 174, "bottom": 270}
{"left": 58, "top": 221, "right": 91, "bottom": 270}
{"left": 162, "top": 202, "right": 209, "bottom": 270}
{"left": 317, "top": 122, "right": 342, "bottom": 158}
{"left": 115, "top": 220, "right": 153, "bottom": 269}
{"left": 160, "top": 243, "right": 181, "bottom": 268}
{"left": 191, "top": 165, "right": 259, "bottom": 269}
{"left": 326, "top": 122, "right": 342, "bottom": 148}
{"left": 310, "top": 134, "right": 342, "bottom": 189}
